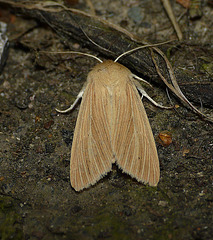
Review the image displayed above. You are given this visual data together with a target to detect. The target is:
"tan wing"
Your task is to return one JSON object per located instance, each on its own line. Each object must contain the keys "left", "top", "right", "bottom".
{"left": 70, "top": 80, "right": 113, "bottom": 191}
{"left": 112, "top": 80, "right": 160, "bottom": 186}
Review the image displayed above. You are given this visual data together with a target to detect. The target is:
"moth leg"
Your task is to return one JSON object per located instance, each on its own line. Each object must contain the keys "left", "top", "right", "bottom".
{"left": 56, "top": 83, "right": 87, "bottom": 113}
{"left": 133, "top": 79, "right": 173, "bottom": 109}
{"left": 132, "top": 74, "right": 153, "bottom": 88}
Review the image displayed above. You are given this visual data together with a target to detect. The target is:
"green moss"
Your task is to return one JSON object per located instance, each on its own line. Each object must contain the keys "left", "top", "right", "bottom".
{"left": 85, "top": 211, "right": 129, "bottom": 240}
{"left": 0, "top": 196, "right": 23, "bottom": 240}
{"left": 201, "top": 62, "right": 213, "bottom": 75}
{"left": 152, "top": 217, "right": 192, "bottom": 240}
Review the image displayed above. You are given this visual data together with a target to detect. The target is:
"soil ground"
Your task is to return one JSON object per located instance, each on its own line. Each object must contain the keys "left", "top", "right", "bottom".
{"left": 0, "top": 0, "right": 213, "bottom": 239}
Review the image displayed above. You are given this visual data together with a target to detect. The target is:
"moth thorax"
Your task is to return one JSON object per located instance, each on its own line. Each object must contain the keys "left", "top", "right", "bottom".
{"left": 89, "top": 60, "right": 132, "bottom": 86}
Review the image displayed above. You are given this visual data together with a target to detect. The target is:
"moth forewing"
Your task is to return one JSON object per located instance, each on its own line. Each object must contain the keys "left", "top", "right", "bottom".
{"left": 70, "top": 78, "right": 113, "bottom": 191}
{"left": 111, "top": 71, "right": 159, "bottom": 186}
{"left": 68, "top": 60, "right": 160, "bottom": 191}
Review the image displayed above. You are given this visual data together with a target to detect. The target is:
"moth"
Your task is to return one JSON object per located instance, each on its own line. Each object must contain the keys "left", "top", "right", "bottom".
{"left": 56, "top": 47, "right": 170, "bottom": 191}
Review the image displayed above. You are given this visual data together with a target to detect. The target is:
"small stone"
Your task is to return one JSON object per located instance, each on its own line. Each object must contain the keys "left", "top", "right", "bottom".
{"left": 158, "top": 200, "right": 168, "bottom": 207}
{"left": 128, "top": 7, "right": 144, "bottom": 24}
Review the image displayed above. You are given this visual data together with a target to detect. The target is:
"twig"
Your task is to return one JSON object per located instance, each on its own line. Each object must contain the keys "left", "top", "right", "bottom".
{"left": 161, "top": 0, "right": 183, "bottom": 40}
{"left": 0, "top": 0, "right": 212, "bottom": 122}
{"left": 85, "top": 0, "right": 96, "bottom": 15}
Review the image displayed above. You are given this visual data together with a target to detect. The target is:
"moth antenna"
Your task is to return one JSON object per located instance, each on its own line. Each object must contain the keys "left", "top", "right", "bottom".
{"left": 66, "top": 12, "right": 114, "bottom": 54}
{"left": 38, "top": 9, "right": 113, "bottom": 55}
{"left": 39, "top": 51, "right": 103, "bottom": 63}
{"left": 75, "top": 22, "right": 113, "bottom": 54}
{"left": 114, "top": 40, "right": 173, "bottom": 62}
{"left": 132, "top": 74, "right": 153, "bottom": 88}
